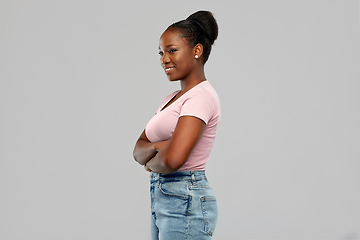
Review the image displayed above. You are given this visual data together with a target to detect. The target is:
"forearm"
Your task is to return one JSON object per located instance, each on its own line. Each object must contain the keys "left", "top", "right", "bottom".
{"left": 133, "top": 140, "right": 157, "bottom": 165}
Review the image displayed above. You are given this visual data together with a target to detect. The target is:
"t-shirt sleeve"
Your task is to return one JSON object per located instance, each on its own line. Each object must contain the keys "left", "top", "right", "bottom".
{"left": 179, "top": 91, "right": 213, "bottom": 125}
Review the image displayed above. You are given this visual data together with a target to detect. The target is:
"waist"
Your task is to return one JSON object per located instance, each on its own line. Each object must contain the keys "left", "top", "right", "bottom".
{"left": 150, "top": 170, "right": 207, "bottom": 183}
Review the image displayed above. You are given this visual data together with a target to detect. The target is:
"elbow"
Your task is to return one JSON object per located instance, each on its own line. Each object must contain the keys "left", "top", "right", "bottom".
{"left": 150, "top": 150, "right": 186, "bottom": 173}
{"left": 132, "top": 148, "right": 144, "bottom": 165}
{"left": 132, "top": 148, "right": 138, "bottom": 162}
{"left": 162, "top": 154, "right": 185, "bottom": 173}
{"left": 133, "top": 155, "right": 139, "bottom": 164}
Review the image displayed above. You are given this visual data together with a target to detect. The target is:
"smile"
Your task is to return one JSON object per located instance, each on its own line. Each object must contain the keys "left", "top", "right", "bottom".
{"left": 165, "top": 67, "right": 175, "bottom": 74}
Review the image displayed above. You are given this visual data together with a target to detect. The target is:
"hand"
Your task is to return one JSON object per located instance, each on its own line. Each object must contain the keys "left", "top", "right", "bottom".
{"left": 144, "top": 163, "right": 152, "bottom": 172}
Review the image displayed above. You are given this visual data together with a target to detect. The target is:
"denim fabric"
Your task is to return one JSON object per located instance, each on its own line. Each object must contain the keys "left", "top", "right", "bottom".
{"left": 150, "top": 171, "right": 218, "bottom": 240}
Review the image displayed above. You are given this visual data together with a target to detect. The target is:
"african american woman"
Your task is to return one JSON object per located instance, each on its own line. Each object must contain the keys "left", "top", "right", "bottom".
{"left": 133, "top": 10, "right": 220, "bottom": 240}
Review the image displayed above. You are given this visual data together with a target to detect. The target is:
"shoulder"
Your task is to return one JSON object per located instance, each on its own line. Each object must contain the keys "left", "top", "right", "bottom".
{"left": 185, "top": 81, "right": 220, "bottom": 105}
{"left": 179, "top": 81, "right": 221, "bottom": 123}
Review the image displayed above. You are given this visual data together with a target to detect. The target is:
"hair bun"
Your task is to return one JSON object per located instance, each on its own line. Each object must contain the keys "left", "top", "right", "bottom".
{"left": 186, "top": 10, "right": 218, "bottom": 45}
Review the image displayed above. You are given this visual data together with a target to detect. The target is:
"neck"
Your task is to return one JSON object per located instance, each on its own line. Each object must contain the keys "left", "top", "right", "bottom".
{"left": 179, "top": 67, "right": 206, "bottom": 93}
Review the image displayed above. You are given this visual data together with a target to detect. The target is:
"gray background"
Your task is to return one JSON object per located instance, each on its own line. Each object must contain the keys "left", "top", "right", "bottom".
{"left": 1, "top": 0, "right": 359, "bottom": 239}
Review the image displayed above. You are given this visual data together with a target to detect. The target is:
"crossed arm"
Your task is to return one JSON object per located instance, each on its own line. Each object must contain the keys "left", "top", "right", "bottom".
{"left": 133, "top": 116, "right": 206, "bottom": 174}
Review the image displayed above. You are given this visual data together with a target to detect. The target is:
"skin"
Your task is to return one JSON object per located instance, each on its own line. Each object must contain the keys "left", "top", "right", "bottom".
{"left": 133, "top": 28, "right": 208, "bottom": 174}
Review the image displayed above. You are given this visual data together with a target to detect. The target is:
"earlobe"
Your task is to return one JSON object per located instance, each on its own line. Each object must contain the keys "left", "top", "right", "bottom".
{"left": 194, "top": 43, "right": 203, "bottom": 59}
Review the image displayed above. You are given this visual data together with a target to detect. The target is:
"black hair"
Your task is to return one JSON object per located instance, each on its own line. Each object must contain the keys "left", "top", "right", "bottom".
{"left": 167, "top": 10, "right": 218, "bottom": 64}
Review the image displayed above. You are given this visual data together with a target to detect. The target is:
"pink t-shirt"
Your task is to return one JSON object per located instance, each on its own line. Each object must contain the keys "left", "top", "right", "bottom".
{"left": 145, "top": 81, "right": 221, "bottom": 171}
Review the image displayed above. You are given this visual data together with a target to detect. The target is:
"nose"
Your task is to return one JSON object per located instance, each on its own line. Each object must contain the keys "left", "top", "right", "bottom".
{"left": 161, "top": 52, "right": 170, "bottom": 65}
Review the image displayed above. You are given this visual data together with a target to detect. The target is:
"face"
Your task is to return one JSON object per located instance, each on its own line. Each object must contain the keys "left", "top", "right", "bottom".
{"left": 159, "top": 29, "right": 196, "bottom": 81}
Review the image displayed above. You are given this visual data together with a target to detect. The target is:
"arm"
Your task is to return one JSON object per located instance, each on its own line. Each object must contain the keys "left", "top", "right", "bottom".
{"left": 145, "top": 116, "right": 206, "bottom": 174}
{"left": 133, "top": 130, "right": 170, "bottom": 165}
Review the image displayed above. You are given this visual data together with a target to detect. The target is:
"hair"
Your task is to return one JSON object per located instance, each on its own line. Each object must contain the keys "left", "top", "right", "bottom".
{"left": 167, "top": 10, "right": 218, "bottom": 64}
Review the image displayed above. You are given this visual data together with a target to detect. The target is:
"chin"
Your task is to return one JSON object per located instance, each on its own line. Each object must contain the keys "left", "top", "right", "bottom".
{"left": 167, "top": 75, "right": 180, "bottom": 82}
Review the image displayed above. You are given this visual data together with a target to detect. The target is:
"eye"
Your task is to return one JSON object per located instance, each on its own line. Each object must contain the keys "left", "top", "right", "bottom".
{"left": 158, "top": 51, "right": 164, "bottom": 56}
{"left": 168, "top": 49, "right": 177, "bottom": 54}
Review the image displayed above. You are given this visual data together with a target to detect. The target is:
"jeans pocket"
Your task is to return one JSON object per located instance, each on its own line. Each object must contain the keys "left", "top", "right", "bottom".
{"left": 201, "top": 196, "right": 218, "bottom": 236}
{"left": 159, "top": 181, "right": 190, "bottom": 216}
{"left": 159, "top": 181, "right": 189, "bottom": 199}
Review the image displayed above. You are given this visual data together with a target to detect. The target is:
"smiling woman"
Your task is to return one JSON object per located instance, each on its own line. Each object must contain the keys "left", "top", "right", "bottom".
{"left": 133, "top": 10, "right": 220, "bottom": 240}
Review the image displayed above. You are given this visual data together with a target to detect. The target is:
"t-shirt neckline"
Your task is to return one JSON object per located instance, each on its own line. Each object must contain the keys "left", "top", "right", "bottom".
{"left": 159, "top": 80, "right": 208, "bottom": 112}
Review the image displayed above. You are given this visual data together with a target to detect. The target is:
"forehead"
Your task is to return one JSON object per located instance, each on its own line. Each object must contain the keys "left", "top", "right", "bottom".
{"left": 159, "top": 29, "right": 188, "bottom": 48}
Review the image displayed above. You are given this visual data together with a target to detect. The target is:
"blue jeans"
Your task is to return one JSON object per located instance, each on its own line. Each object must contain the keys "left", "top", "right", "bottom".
{"left": 150, "top": 171, "right": 218, "bottom": 240}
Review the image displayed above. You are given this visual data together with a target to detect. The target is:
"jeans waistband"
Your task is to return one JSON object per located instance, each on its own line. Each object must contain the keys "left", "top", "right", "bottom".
{"left": 150, "top": 171, "right": 207, "bottom": 183}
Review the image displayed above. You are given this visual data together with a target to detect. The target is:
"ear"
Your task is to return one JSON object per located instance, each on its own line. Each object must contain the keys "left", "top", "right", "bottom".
{"left": 193, "top": 43, "right": 204, "bottom": 59}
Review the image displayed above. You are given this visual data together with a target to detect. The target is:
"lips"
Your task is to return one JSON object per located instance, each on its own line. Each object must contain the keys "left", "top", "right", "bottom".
{"left": 164, "top": 66, "right": 175, "bottom": 74}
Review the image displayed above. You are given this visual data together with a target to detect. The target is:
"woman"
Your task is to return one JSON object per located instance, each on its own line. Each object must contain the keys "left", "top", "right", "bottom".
{"left": 133, "top": 10, "right": 220, "bottom": 240}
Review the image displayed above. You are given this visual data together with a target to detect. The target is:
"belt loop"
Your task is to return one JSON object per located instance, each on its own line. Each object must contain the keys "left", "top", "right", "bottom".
{"left": 190, "top": 171, "right": 196, "bottom": 185}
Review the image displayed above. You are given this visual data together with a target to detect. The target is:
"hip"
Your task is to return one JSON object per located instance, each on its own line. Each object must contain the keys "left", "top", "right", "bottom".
{"left": 150, "top": 171, "right": 218, "bottom": 237}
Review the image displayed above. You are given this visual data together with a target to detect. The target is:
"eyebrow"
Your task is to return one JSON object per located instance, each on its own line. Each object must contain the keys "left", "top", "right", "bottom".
{"left": 158, "top": 44, "right": 177, "bottom": 50}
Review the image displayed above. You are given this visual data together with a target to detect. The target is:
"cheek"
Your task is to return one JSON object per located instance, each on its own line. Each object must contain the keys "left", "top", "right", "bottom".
{"left": 175, "top": 54, "right": 192, "bottom": 68}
